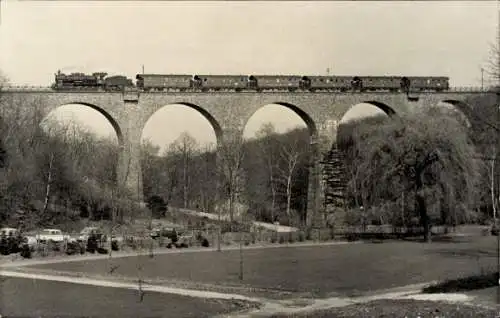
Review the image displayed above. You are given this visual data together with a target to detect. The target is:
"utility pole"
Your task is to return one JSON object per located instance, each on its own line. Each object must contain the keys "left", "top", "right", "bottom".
{"left": 142, "top": 65, "right": 145, "bottom": 75}
{"left": 481, "top": 67, "right": 484, "bottom": 91}
{"left": 239, "top": 219, "right": 244, "bottom": 281}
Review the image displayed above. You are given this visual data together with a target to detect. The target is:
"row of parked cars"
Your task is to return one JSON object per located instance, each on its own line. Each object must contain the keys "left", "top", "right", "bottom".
{"left": 0, "top": 226, "right": 122, "bottom": 257}
{"left": 0, "top": 225, "right": 208, "bottom": 258}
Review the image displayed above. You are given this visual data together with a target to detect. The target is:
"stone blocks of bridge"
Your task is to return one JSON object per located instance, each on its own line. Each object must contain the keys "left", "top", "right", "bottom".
{"left": 2, "top": 90, "right": 489, "bottom": 221}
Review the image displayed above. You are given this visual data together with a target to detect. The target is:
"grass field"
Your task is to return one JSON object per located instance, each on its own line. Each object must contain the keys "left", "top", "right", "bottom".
{"left": 27, "top": 236, "right": 499, "bottom": 298}
{"left": 0, "top": 277, "right": 254, "bottom": 318}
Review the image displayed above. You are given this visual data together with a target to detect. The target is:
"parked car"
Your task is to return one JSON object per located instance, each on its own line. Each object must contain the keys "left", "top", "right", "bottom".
{"left": 36, "top": 229, "right": 68, "bottom": 243}
{"left": 0, "top": 227, "right": 19, "bottom": 237}
{"left": 78, "top": 227, "right": 106, "bottom": 243}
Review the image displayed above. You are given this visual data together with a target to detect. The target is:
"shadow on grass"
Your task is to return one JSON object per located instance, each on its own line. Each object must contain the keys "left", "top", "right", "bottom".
{"left": 423, "top": 272, "right": 498, "bottom": 293}
{"left": 401, "top": 235, "right": 475, "bottom": 244}
{"left": 344, "top": 233, "right": 473, "bottom": 244}
{"left": 427, "top": 248, "right": 496, "bottom": 258}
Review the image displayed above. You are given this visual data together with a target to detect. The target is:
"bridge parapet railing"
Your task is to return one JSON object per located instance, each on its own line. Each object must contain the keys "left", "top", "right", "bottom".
{"left": 448, "top": 86, "right": 489, "bottom": 92}
{"left": 1, "top": 85, "right": 52, "bottom": 91}
{"left": 1, "top": 85, "right": 495, "bottom": 93}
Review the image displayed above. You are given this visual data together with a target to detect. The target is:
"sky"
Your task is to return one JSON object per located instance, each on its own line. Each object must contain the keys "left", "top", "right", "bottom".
{"left": 1, "top": 1, "right": 498, "bottom": 151}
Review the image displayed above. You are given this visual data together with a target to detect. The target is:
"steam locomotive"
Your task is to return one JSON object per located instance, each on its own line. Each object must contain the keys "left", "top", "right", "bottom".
{"left": 51, "top": 71, "right": 449, "bottom": 93}
{"left": 52, "top": 71, "right": 134, "bottom": 91}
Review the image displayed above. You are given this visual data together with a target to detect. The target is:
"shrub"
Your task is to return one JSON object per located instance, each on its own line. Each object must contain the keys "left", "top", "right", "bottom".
{"left": 305, "top": 229, "right": 312, "bottom": 241}
{"left": 201, "top": 238, "right": 210, "bottom": 247}
{"left": 279, "top": 235, "right": 285, "bottom": 244}
{"left": 251, "top": 233, "right": 256, "bottom": 244}
{"left": 20, "top": 244, "right": 32, "bottom": 258}
{"left": 7, "top": 237, "right": 21, "bottom": 254}
{"left": 36, "top": 243, "right": 49, "bottom": 257}
{"left": 87, "top": 236, "right": 98, "bottom": 253}
{"left": 346, "top": 233, "right": 360, "bottom": 241}
{"left": 66, "top": 241, "right": 80, "bottom": 255}
{"left": 97, "top": 247, "right": 108, "bottom": 254}
{"left": 48, "top": 241, "right": 60, "bottom": 252}
{"left": 298, "top": 231, "right": 305, "bottom": 242}
{"left": 111, "top": 241, "right": 119, "bottom": 251}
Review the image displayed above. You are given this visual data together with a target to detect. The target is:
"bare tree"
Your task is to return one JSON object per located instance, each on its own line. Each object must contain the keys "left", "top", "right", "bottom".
{"left": 218, "top": 131, "right": 246, "bottom": 225}
{"left": 275, "top": 136, "right": 303, "bottom": 222}
{"left": 196, "top": 143, "right": 217, "bottom": 213}
{"left": 170, "top": 132, "right": 198, "bottom": 209}
{"left": 255, "top": 123, "right": 279, "bottom": 222}
{"left": 487, "top": 29, "right": 500, "bottom": 85}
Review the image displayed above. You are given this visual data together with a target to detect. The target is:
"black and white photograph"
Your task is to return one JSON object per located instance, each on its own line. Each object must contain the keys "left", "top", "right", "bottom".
{"left": 0, "top": 1, "right": 500, "bottom": 317}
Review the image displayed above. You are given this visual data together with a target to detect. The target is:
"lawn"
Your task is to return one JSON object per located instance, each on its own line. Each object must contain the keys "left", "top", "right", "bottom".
{"left": 28, "top": 236, "right": 499, "bottom": 298}
{"left": 0, "top": 277, "right": 254, "bottom": 318}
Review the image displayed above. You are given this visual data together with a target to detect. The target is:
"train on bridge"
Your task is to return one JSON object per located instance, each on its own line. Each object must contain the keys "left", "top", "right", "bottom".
{"left": 51, "top": 71, "right": 450, "bottom": 93}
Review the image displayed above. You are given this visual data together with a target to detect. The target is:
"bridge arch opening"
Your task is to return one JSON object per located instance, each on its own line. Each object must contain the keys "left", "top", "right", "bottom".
{"left": 140, "top": 103, "right": 220, "bottom": 215}
{"left": 338, "top": 101, "right": 396, "bottom": 134}
{"left": 39, "top": 103, "right": 122, "bottom": 220}
{"left": 436, "top": 100, "right": 472, "bottom": 129}
{"left": 141, "top": 103, "right": 221, "bottom": 155}
{"left": 41, "top": 103, "right": 122, "bottom": 145}
{"left": 242, "top": 103, "right": 315, "bottom": 227}
{"left": 243, "top": 102, "right": 317, "bottom": 141}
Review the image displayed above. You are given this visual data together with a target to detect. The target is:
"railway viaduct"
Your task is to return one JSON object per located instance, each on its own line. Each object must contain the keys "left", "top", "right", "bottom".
{"left": 0, "top": 89, "right": 494, "bottom": 226}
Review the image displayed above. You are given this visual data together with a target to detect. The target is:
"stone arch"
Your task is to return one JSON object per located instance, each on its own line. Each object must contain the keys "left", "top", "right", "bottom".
{"left": 145, "top": 102, "right": 223, "bottom": 144}
{"left": 358, "top": 101, "right": 397, "bottom": 117}
{"left": 438, "top": 99, "right": 472, "bottom": 128}
{"left": 337, "top": 101, "right": 396, "bottom": 149}
{"left": 245, "top": 102, "right": 317, "bottom": 140}
{"left": 49, "top": 102, "right": 123, "bottom": 145}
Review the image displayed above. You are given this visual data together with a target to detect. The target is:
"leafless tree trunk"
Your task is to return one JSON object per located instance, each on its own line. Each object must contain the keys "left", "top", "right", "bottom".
{"left": 255, "top": 124, "right": 279, "bottom": 222}
{"left": 276, "top": 142, "right": 301, "bottom": 222}
{"left": 42, "top": 152, "right": 55, "bottom": 215}
{"left": 171, "top": 133, "right": 198, "bottom": 209}
{"left": 218, "top": 132, "right": 245, "bottom": 226}
{"left": 183, "top": 142, "right": 188, "bottom": 208}
{"left": 490, "top": 158, "right": 497, "bottom": 219}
